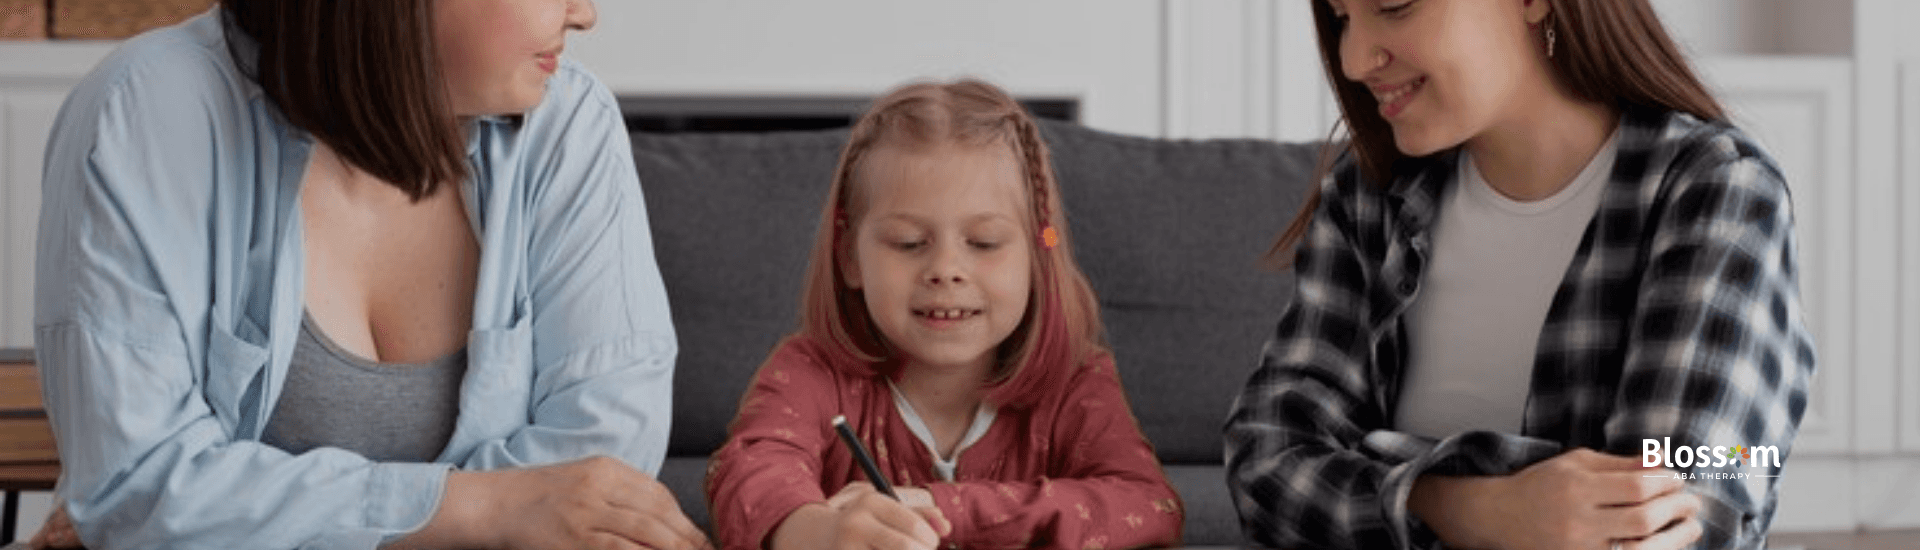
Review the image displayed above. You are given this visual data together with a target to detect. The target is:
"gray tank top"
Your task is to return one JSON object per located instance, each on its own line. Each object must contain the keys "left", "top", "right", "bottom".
{"left": 259, "top": 312, "right": 467, "bottom": 462}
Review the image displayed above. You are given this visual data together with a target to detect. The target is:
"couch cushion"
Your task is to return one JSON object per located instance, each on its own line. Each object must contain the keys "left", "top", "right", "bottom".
{"left": 658, "top": 456, "right": 713, "bottom": 534}
{"left": 632, "top": 128, "right": 850, "bottom": 458}
{"left": 1040, "top": 123, "right": 1316, "bottom": 464}
{"left": 1164, "top": 464, "right": 1243, "bottom": 546}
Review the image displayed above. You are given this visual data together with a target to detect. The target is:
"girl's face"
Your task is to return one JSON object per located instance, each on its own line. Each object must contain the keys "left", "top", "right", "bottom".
{"left": 435, "top": 0, "right": 598, "bottom": 116}
{"left": 842, "top": 144, "right": 1035, "bottom": 375}
{"left": 1329, "top": 0, "right": 1552, "bottom": 156}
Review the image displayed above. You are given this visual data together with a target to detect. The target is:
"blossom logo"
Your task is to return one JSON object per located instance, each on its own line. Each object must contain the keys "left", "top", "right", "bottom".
{"left": 1642, "top": 438, "right": 1781, "bottom": 480}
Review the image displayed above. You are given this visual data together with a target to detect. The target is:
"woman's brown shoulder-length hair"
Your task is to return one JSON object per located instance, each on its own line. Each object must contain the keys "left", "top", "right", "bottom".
{"left": 795, "top": 79, "right": 1107, "bottom": 410}
{"left": 222, "top": 0, "right": 466, "bottom": 201}
{"left": 1270, "top": 0, "right": 1727, "bottom": 261}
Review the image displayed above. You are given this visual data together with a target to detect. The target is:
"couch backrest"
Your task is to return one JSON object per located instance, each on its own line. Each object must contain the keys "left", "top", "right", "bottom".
{"left": 1042, "top": 124, "right": 1315, "bottom": 463}
{"left": 633, "top": 120, "right": 1320, "bottom": 465}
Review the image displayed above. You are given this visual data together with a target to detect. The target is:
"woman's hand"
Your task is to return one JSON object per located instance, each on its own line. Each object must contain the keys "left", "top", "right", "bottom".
{"left": 769, "top": 482, "right": 950, "bottom": 550}
{"left": 1410, "top": 448, "right": 1704, "bottom": 550}
{"left": 27, "top": 503, "right": 83, "bottom": 549}
{"left": 390, "top": 455, "right": 712, "bottom": 550}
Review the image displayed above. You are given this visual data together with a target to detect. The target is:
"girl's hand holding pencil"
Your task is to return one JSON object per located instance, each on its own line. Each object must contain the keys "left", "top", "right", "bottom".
{"left": 829, "top": 482, "right": 951, "bottom": 535}
{"left": 766, "top": 416, "right": 951, "bottom": 550}
{"left": 769, "top": 482, "right": 951, "bottom": 550}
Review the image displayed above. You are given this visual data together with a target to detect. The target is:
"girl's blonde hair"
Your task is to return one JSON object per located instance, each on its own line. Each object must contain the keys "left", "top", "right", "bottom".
{"left": 795, "top": 79, "right": 1106, "bottom": 409}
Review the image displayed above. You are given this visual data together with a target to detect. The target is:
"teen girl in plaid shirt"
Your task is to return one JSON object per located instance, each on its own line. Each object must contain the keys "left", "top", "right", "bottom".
{"left": 1226, "top": 1, "right": 1815, "bottom": 550}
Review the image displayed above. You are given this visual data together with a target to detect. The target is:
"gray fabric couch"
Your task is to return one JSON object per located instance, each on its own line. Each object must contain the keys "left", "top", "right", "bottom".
{"left": 632, "top": 119, "right": 1319, "bottom": 547}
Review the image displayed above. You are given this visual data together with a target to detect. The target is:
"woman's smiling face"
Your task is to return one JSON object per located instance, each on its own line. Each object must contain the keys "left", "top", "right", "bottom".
{"left": 1328, "top": 0, "right": 1551, "bottom": 156}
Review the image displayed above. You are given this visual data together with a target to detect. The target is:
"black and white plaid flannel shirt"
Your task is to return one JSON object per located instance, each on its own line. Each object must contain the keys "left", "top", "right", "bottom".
{"left": 1225, "top": 105, "right": 1816, "bottom": 550}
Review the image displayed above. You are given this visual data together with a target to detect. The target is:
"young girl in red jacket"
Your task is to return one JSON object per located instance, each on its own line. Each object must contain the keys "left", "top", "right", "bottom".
{"left": 705, "top": 79, "right": 1183, "bottom": 550}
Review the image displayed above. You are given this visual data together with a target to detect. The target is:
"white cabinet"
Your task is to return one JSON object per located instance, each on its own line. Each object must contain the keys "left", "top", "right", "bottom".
{"left": 1903, "top": 61, "right": 1920, "bottom": 455}
{"left": 1163, "top": 1, "right": 1332, "bottom": 142}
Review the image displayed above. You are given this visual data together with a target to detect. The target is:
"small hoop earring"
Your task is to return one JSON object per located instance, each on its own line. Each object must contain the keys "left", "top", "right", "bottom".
{"left": 1546, "top": 27, "right": 1557, "bottom": 58}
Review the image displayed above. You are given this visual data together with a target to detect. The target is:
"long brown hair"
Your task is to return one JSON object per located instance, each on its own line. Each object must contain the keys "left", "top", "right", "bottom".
{"left": 1269, "top": 0, "right": 1726, "bottom": 262}
{"left": 223, "top": 0, "right": 467, "bottom": 201}
{"left": 796, "top": 79, "right": 1106, "bottom": 410}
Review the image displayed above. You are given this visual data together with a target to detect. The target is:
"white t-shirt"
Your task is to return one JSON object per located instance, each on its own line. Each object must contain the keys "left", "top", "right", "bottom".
{"left": 1394, "top": 133, "right": 1620, "bottom": 439}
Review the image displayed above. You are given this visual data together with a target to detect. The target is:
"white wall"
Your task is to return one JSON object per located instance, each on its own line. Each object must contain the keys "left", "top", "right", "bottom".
{"left": 567, "top": 0, "right": 1167, "bottom": 136}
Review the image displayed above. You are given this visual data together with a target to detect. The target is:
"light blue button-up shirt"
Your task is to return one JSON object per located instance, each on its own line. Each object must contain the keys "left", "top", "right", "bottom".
{"left": 35, "top": 12, "right": 675, "bottom": 549}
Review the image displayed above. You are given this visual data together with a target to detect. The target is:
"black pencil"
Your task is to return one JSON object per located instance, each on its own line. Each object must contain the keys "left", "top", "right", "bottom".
{"left": 832, "top": 415, "right": 898, "bottom": 499}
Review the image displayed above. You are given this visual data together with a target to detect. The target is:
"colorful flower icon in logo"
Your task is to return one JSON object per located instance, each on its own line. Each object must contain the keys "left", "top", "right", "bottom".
{"left": 1728, "top": 444, "right": 1758, "bottom": 465}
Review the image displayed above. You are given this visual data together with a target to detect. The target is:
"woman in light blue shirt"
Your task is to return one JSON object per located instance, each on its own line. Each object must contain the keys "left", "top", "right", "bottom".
{"left": 32, "top": 1, "right": 707, "bottom": 548}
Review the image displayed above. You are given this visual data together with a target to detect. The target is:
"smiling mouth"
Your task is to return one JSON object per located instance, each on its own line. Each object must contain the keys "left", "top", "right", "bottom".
{"left": 914, "top": 308, "right": 982, "bottom": 320}
{"left": 1375, "top": 76, "right": 1426, "bottom": 117}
